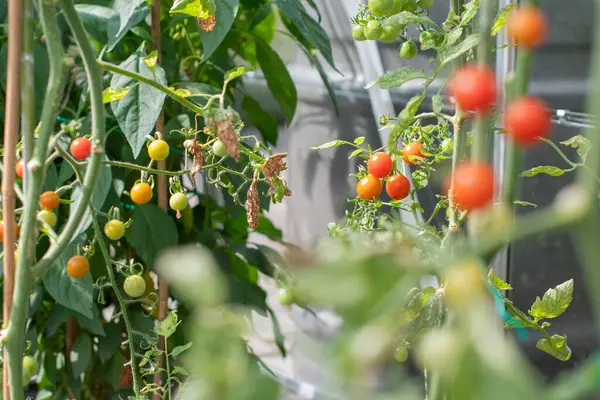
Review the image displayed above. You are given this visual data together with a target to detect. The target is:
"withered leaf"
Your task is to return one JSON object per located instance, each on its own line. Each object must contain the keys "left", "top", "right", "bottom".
{"left": 197, "top": 13, "right": 216, "bottom": 33}
{"left": 246, "top": 178, "right": 260, "bottom": 229}
{"left": 216, "top": 119, "right": 240, "bottom": 161}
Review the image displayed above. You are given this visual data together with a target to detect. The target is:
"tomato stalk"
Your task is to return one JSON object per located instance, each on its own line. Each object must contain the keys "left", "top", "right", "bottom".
{"left": 5, "top": 0, "right": 66, "bottom": 395}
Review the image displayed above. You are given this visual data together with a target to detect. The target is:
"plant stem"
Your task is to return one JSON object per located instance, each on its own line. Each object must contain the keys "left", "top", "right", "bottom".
{"left": 32, "top": 0, "right": 106, "bottom": 278}
{"left": 101, "top": 160, "right": 190, "bottom": 176}
{"left": 99, "top": 61, "right": 206, "bottom": 116}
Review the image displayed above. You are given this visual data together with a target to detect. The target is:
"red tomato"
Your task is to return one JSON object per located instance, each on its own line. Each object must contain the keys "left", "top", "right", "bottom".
{"left": 507, "top": 6, "right": 548, "bottom": 48}
{"left": 448, "top": 65, "right": 497, "bottom": 114}
{"left": 70, "top": 138, "right": 92, "bottom": 159}
{"left": 386, "top": 174, "right": 410, "bottom": 200}
{"left": 357, "top": 174, "right": 383, "bottom": 200}
{"left": 504, "top": 96, "right": 551, "bottom": 146}
{"left": 0, "top": 220, "right": 19, "bottom": 243}
{"left": 445, "top": 162, "right": 496, "bottom": 211}
{"left": 367, "top": 152, "right": 393, "bottom": 178}
{"left": 40, "top": 191, "right": 60, "bottom": 210}
{"left": 15, "top": 159, "right": 24, "bottom": 179}
{"left": 402, "top": 142, "right": 425, "bottom": 166}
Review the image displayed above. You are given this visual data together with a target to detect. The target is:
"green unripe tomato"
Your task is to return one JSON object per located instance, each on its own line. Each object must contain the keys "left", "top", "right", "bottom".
{"left": 418, "top": 0, "right": 435, "bottom": 8}
{"left": 364, "top": 20, "right": 383, "bottom": 41}
{"left": 368, "top": 0, "right": 396, "bottom": 17}
{"left": 434, "top": 32, "right": 445, "bottom": 47}
{"left": 419, "top": 29, "right": 437, "bottom": 44}
{"left": 104, "top": 219, "right": 126, "bottom": 241}
{"left": 402, "top": 0, "right": 418, "bottom": 12}
{"left": 394, "top": 346, "right": 409, "bottom": 363}
{"left": 212, "top": 139, "right": 228, "bottom": 157}
{"left": 352, "top": 25, "right": 367, "bottom": 41}
{"left": 38, "top": 210, "right": 57, "bottom": 228}
{"left": 441, "top": 138, "right": 454, "bottom": 154}
{"left": 379, "top": 23, "right": 403, "bottom": 44}
{"left": 277, "top": 287, "right": 295, "bottom": 306}
{"left": 148, "top": 139, "right": 170, "bottom": 161}
{"left": 393, "top": 0, "right": 408, "bottom": 12}
{"left": 124, "top": 275, "right": 147, "bottom": 298}
{"left": 399, "top": 41, "right": 418, "bottom": 59}
{"left": 169, "top": 192, "right": 188, "bottom": 211}
{"left": 22, "top": 356, "right": 37, "bottom": 384}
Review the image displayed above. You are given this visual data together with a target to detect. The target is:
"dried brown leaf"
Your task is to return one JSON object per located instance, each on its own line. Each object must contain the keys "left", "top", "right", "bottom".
{"left": 198, "top": 14, "right": 216, "bottom": 33}
{"left": 216, "top": 119, "right": 240, "bottom": 161}
{"left": 246, "top": 178, "right": 260, "bottom": 229}
{"left": 188, "top": 139, "right": 204, "bottom": 186}
{"left": 262, "top": 153, "right": 288, "bottom": 179}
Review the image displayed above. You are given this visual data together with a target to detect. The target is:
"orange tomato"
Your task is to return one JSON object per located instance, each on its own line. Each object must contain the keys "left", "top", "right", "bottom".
{"left": 67, "top": 255, "right": 90, "bottom": 279}
{"left": 357, "top": 174, "right": 383, "bottom": 200}
{"left": 507, "top": 6, "right": 548, "bottom": 48}
{"left": 402, "top": 142, "right": 426, "bottom": 166}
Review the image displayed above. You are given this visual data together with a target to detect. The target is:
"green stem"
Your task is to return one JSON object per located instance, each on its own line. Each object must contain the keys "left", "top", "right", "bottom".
{"left": 7, "top": 0, "right": 65, "bottom": 396}
{"left": 164, "top": 340, "right": 172, "bottom": 400}
{"left": 99, "top": 61, "right": 206, "bottom": 116}
{"left": 101, "top": 160, "right": 191, "bottom": 176}
{"left": 32, "top": 0, "right": 106, "bottom": 278}
{"left": 539, "top": 138, "right": 578, "bottom": 167}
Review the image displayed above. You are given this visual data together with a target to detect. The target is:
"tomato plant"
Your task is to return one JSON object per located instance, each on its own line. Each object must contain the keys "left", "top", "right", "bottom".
{"left": 386, "top": 174, "right": 411, "bottom": 200}
{"left": 367, "top": 152, "right": 393, "bottom": 178}
{"left": 357, "top": 174, "right": 383, "bottom": 200}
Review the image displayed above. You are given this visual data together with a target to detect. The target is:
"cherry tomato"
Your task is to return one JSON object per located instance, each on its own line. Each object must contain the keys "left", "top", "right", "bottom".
{"left": 352, "top": 25, "right": 367, "bottom": 41}
{"left": 148, "top": 139, "right": 170, "bottom": 161}
{"left": 124, "top": 275, "right": 147, "bottom": 298}
{"left": 386, "top": 174, "right": 410, "bottom": 200}
{"left": 419, "top": 29, "right": 437, "bottom": 44}
{"left": 277, "top": 287, "right": 295, "bottom": 306}
{"left": 367, "top": 152, "right": 393, "bottom": 178}
{"left": 402, "top": 142, "right": 425, "bottom": 165}
{"left": 15, "top": 158, "right": 24, "bottom": 179}
{"left": 104, "top": 219, "right": 126, "bottom": 241}
{"left": 379, "top": 24, "right": 402, "bottom": 43}
{"left": 130, "top": 183, "right": 153, "bottom": 205}
{"left": 38, "top": 210, "right": 57, "bottom": 228}
{"left": 418, "top": 0, "right": 434, "bottom": 8}
{"left": 22, "top": 355, "right": 38, "bottom": 383}
{"left": 40, "top": 191, "right": 60, "bottom": 210}
{"left": 507, "top": 6, "right": 547, "bottom": 48}
{"left": 394, "top": 346, "right": 409, "bottom": 362}
{"left": 369, "top": 0, "right": 396, "bottom": 17}
{"left": 448, "top": 64, "right": 497, "bottom": 114}
{"left": 67, "top": 255, "right": 90, "bottom": 279}
{"left": 212, "top": 139, "right": 228, "bottom": 157}
{"left": 399, "top": 41, "right": 417, "bottom": 59}
{"left": 364, "top": 20, "right": 383, "bottom": 40}
{"left": 0, "top": 220, "right": 19, "bottom": 242}
{"left": 445, "top": 162, "right": 496, "bottom": 211}
{"left": 169, "top": 192, "right": 188, "bottom": 211}
{"left": 504, "top": 96, "right": 551, "bottom": 146}
{"left": 70, "top": 137, "right": 92, "bottom": 160}
{"left": 357, "top": 174, "right": 383, "bottom": 200}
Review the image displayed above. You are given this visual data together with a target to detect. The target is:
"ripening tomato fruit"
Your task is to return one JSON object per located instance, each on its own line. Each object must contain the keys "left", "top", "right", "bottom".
{"left": 104, "top": 219, "right": 126, "bottom": 241}
{"left": 507, "top": 6, "right": 548, "bottom": 48}
{"left": 148, "top": 139, "right": 170, "bottom": 161}
{"left": 67, "top": 255, "right": 89, "bottom": 279}
{"left": 402, "top": 142, "right": 425, "bottom": 165}
{"left": 0, "top": 220, "right": 19, "bottom": 242}
{"left": 212, "top": 140, "right": 228, "bottom": 157}
{"left": 504, "top": 96, "right": 551, "bottom": 146}
{"left": 445, "top": 162, "right": 496, "bottom": 211}
{"left": 386, "top": 174, "right": 410, "bottom": 200}
{"left": 277, "top": 287, "right": 295, "bottom": 306}
{"left": 22, "top": 355, "right": 38, "bottom": 383}
{"left": 352, "top": 25, "right": 367, "bottom": 41}
{"left": 40, "top": 191, "right": 60, "bottom": 210}
{"left": 369, "top": 0, "right": 396, "bottom": 17}
{"left": 15, "top": 158, "right": 24, "bottom": 179}
{"left": 130, "top": 183, "right": 153, "bottom": 205}
{"left": 364, "top": 20, "right": 383, "bottom": 40}
{"left": 169, "top": 193, "right": 188, "bottom": 211}
{"left": 448, "top": 65, "right": 497, "bottom": 113}
{"left": 367, "top": 152, "right": 393, "bottom": 178}
{"left": 70, "top": 137, "right": 92, "bottom": 159}
{"left": 357, "top": 174, "right": 383, "bottom": 200}
{"left": 38, "top": 210, "right": 57, "bottom": 228}
{"left": 124, "top": 275, "right": 147, "bottom": 298}
{"left": 399, "top": 41, "right": 417, "bottom": 59}
{"left": 394, "top": 346, "right": 409, "bottom": 363}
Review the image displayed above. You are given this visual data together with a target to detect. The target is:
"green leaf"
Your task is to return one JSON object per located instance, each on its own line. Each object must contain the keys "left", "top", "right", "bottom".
{"left": 311, "top": 140, "right": 350, "bottom": 150}
{"left": 97, "top": 323, "right": 122, "bottom": 364}
{"left": 43, "top": 246, "right": 94, "bottom": 318}
{"left": 488, "top": 269, "right": 512, "bottom": 290}
{"left": 155, "top": 311, "right": 180, "bottom": 339}
{"left": 58, "top": 161, "right": 74, "bottom": 185}
{"left": 514, "top": 200, "right": 537, "bottom": 208}
{"left": 432, "top": 95, "right": 443, "bottom": 114}
{"left": 561, "top": 135, "right": 592, "bottom": 162}
{"left": 439, "top": 33, "right": 480, "bottom": 68}
{"left": 274, "top": 0, "right": 336, "bottom": 70}
{"left": 225, "top": 65, "right": 251, "bottom": 82}
{"left": 130, "top": 204, "right": 179, "bottom": 265}
{"left": 536, "top": 334, "right": 572, "bottom": 361}
{"left": 143, "top": 50, "right": 158, "bottom": 71}
{"left": 521, "top": 166, "right": 566, "bottom": 178}
{"left": 312, "top": 53, "right": 339, "bottom": 114}
{"left": 102, "top": 87, "right": 130, "bottom": 103}
{"left": 198, "top": 0, "right": 239, "bottom": 62}
{"left": 268, "top": 307, "right": 286, "bottom": 357}
{"left": 255, "top": 36, "right": 297, "bottom": 123}
{"left": 171, "top": 342, "right": 193, "bottom": 357}
{"left": 110, "top": 46, "right": 167, "bottom": 158}
{"left": 107, "top": 0, "right": 148, "bottom": 52}
{"left": 74, "top": 5, "right": 117, "bottom": 43}
{"left": 365, "top": 67, "right": 426, "bottom": 89}
{"left": 491, "top": 3, "right": 515, "bottom": 35}
{"left": 242, "top": 95, "right": 278, "bottom": 145}
{"left": 445, "top": 27, "right": 464, "bottom": 46}
{"left": 106, "top": 351, "right": 126, "bottom": 391}
{"left": 460, "top": 0, "right": 480, "bottom": 27}
{"left": 412, "top": 169, "right": 428, "bottom": 190}
{"left": 173, "top": 366, "right": 191, "bottom": 376}
{"left": 170, "top": 0, "right": 215, "bottom": 19}
{"left": 529, "top": 279, "right": 574, "bottom": 320}
{"left": 354, "top": 137, "right": 365, "bottom": 145}
{"left": 383, "top": 11, "right": 438, "bottom": 30}
{"left": 70, "top": 333, "right": 92, "bottom": 376}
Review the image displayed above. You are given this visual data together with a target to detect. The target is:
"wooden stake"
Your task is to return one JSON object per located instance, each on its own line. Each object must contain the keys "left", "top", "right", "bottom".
{"left": 2, "top": 0, "right": 23, "bottom": 396}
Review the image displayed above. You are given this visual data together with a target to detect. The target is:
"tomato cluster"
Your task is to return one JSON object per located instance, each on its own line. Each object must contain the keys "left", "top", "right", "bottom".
{"left": 357, "top": 152, "right": 413, "bottom": 201}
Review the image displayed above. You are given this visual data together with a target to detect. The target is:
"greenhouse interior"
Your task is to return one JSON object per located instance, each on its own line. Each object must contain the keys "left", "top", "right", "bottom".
{"left": 0, "top": 0, "right": 598, "bottom": 398}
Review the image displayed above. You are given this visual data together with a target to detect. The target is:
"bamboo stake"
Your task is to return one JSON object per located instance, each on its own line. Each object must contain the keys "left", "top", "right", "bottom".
{"left": 1, "top": 0, "right": 22, "bottom": 396}
{"left": 150, "top": 0, "right": 169, "bottom": 396}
